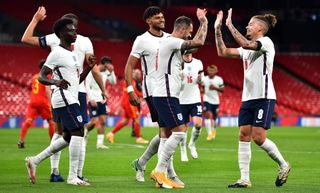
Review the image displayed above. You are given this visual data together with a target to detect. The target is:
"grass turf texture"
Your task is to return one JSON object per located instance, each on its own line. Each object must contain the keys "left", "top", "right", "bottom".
{"left": 0, "top": 126, "right": 319, "bottom": 193}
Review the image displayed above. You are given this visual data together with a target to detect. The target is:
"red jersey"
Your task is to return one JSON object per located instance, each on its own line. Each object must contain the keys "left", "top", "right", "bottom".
{"left": 29, "top": 74, "right": 49, "bottom": 105}
{"left": 121, "top": 80, "right": 143, "bottom": 118}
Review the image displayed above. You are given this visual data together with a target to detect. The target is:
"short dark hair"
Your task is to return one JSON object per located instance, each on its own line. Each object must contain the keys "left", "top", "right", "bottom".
{"left": 143, "top": 6, "right": 162, "bottom": 21}
{"left": 100, "top": 56, "right": 112, "bottom": 64}
{"left": 53, "top": 18, "right": 74, "bottom": 38}
{"left": 61, "top": 13, "right": 78, "bottom": 21}
{"left": 38, "top": 59, "right": 46, "bottom": 69}
{"left": 174, "top": 16, "right": 192, "bottom": 31}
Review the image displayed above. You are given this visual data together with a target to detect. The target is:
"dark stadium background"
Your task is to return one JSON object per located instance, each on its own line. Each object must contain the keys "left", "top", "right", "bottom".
{"left": 0, "top": 0, "right": 319, "bottom": 127}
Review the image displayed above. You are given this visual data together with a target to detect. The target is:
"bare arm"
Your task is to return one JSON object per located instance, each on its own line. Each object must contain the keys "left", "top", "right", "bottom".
{"left": 21, "top": 6, "right": 47, "bottom": 46}
{"left": 181, "top": 8, "right": 208, "bottom": 52}
{"left": 124, "top": 55, "right": 140, "bottom": 106}
{"left": 214, "top": 10, "right": 240, "bottom": 58}
{"left": 80, "top": 55, "right": 96, "bottom": 83}
{"left": 38, "top": 66, "right": 70, "bottom": 89}
{"left": 226, "top": 8, "right": 258, "bottom": 50}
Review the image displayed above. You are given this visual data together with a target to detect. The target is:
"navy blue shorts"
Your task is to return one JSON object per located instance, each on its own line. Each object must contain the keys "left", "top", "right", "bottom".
{"left": 203, "top": 102, "right": 219, "bottom": 117}
{"left": 153, "top": 97, "right": 185, "bottom": 129}
{"left": 52, "top": 103, "right": 84, "bottom": 131}
{"left": 145, "top": 96, "right": 159, "bottom": 122}
{"left": 180, "top": 103, "right": 202, "bottom": 124}
{"left": 78, "top": 92, "right": 88, "bottom": 124}
{"left": 238, "top": 99, "right": 276, "bottom": 129}
{"left": 88, "top": 102, "right": 107, "bottom": 118}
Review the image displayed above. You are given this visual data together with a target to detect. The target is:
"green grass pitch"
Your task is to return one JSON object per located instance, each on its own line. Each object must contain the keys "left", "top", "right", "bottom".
{"left": 0, "top": 126, "right": 319, "bottom": 193}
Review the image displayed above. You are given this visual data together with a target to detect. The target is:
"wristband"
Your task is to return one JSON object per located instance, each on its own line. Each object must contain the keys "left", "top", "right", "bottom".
{"left": 127, "top": 85, "right": 134, "bottom": 93}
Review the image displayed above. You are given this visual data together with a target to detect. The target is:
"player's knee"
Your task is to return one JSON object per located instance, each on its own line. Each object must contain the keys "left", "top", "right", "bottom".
{"left": 252, "top": 135, "right": 264, "bottom": 145}
{"left": 70, "top": 127, "right": 84, "bottom": 137}
{"left": 239, "top": 132, "right": 251, "bottom": 141}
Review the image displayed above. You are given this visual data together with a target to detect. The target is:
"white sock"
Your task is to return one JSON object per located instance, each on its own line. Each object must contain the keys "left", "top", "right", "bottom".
{"left": 167, "top": 155, "right": 177, "bottom": 178}
{"left": 155, "top": 132, "right": 186, "bottom": 173}
{"left": 189, "top": 127, "right": 201, "bottom": 146}
{"left": 77, "top": 138, "right": 86, "bottom": 177}
{"left": 156, "top": 138, "right": 167, "bottom": 172}
{"left": 68, "top": 136, "right": 83, "bottom": 181}
{"left": 33, "top": 137, "right": 68, "bottom": 166}
{"left": 97, "top": 134, "right": 104, "bottom": 145}
{"left": 205, "top": 119, "right": 211, "bottom": 135}
{"left": 211, "top": 119, "right": 216, "bottom": 131}
{"left": 238, "top": 141, "right": 251, "bottom": 182}
{"left": 260, "top": 138, "right": 288, "bottom": 168}
{"left": 138, "top": 135, "right": 160, "bottom": 168}
{"left": 50, "top": 134, "right": 63, "bottom": 175}
{"left": 180, "top": 132, "right": 187, "bottom": 156}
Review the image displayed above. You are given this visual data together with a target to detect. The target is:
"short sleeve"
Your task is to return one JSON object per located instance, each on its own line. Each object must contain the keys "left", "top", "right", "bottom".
{"left": 257, "top": 36, "right": 273, "bottom": 53}
{"left": 83, "top": 37, "right": 94, "bottom": 54}
{"left": 218, "top": 77, "right": 224, "bottom": 88}
{"left": 167, "top": 37, "right": 184, "bottom": 50}
{"left": 44, "top": 50, "right": 59, "bottom": 70}
{"left": 39, "top": 33, "right": 59, "bottom": 49}
{"left": 130, "top": 36, "right": 143, "bottom": 59}
{"left": 237, "top": 47, "right": 244, "bottom": 59}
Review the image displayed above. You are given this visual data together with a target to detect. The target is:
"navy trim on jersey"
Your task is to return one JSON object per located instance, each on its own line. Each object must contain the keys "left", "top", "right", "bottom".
{"left": 198, "top": 70, "right": 204, "bottom": 74}
{"left": 263, "top": 53, "right": 267, "bottom": 75}
{"left": 265, "top": 75, "right": 268, "bottom": 98}
{"left": 263, "top": 53, "right": 268, "bottom": 98}
{"left": 142, "top": 56, "right": 148, "bottom": 75}
{"left": 147, "top": 30, "right": 164, "bottom": 37}
{"left": 143, "top": 74, "right": 149, "bottom": 97}
{"left": 167, "top": 52, "right": 175, "bottom": 74}
{"left": 55, "top": 68, "right": 69, "bottom": 106}
{"left": 256, "top": 41, "right": 262, "bottom": 51}
{"left": 165, "top": 74, "right": 171, "bottom": 97}
{"left": 39, "top": 36, "right": 47, "bottom": 48}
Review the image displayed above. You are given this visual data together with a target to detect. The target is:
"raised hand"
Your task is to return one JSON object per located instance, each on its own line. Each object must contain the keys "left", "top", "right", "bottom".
{"left": 226, "top": 8, "right": 233, "bottom": 27}
{"left": 33, "top": 6, "right": 47, "bottom": 22}
{"left": 196, "top": 8, "right": 208, "bottom": 24}
{"left": 214, "top": 10, "right": 223, "bottom": 30}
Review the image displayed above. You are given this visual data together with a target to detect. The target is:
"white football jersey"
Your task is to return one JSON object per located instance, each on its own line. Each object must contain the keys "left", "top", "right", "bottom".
{"left": 179, "top": 58, "right": 203, "bottom": 104}
{"left": 152, "top": 36, "right": 184, "bottom": 98}
{"left": 40, "top": 33, "right": 94, "bottom": 93}
{"left": 202, "top": 75, "right": 224, "bottom": 105}
{"left": 44, "top": 46, "right": 81, "bottom": 108}
{"left": 238, "top": 36, "right": 276, "bottom": 101}
{"left": 130, "top": 31, "right": 170, "bottom": 98}
{"left": 85, "top": 70, "right": 116, "bottom": 102}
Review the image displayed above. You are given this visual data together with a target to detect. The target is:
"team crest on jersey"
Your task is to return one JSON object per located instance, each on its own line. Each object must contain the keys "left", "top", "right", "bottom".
{"left": 177, "top": 113, "right": 183, "bottom": 121}
{"left": 77, "top": 115, "right": 83, "bottom": 123}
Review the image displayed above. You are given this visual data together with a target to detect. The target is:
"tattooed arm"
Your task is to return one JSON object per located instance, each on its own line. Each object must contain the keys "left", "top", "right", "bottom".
{"left": 181, "top": 8, "right": 208, "bottom": 52}
{"left": 226, "top": 8, "right": 258, "bottom": 50}
{"left": 214, "top": 10, "right": 239, "bottom": 58}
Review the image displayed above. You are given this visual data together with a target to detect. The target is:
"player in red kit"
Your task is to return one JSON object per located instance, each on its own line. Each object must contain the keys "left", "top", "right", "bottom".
{"left": 18, "top": 60, "right": 55, "bottom": 148}
{"left": 106, "top": 69, "right": 149, "bottom": 144}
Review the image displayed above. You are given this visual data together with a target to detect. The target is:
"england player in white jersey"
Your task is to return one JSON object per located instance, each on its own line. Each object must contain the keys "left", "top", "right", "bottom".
{"left": 25, "top": 18, "right": 95, "bottom": 186}
{"left": 179, "top": 53, "right": 204, "bottom": 161}
{"left": 150, "top": 9, "right": 208, "bottom": 189}
{"left": 85, "top": 56, "right": 116, "bottom": 149}
{"left": 21, "top": 7, "right": 106, "bottom": 182}
{"left": 125, "top": 6, "right": 182, "bottom": 185}
{"left": 201, "top": 65, "right": 224, "bottom": 141}
{"left": 214, "top": 8, "right": 290, "bottom": 188}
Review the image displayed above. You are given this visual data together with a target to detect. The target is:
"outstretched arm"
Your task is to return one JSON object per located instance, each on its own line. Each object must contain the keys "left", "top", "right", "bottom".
{"left": 214, "top": 10, "right": 239, "bottom": 58}
{"left": 181, "top": 8, "right": 208, "bottom": 52}
{"left": 124, "top": 55, "right": 140, "bottom": 106}
{"left": 21, "top": 6, "right": 47, "bottom": 46}
{"left": 226, "top": 8, "right": 258, "bottom": 50}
